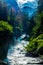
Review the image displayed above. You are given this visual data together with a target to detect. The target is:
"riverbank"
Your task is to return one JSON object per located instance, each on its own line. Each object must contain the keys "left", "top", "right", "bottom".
{"left": 6, "top": 35, "right": 43, "bottom": 65}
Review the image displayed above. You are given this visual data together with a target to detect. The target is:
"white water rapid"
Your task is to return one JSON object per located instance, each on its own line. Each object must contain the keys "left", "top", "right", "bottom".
{"left": 7, "top": 34, "right": 43, "bottom": 65}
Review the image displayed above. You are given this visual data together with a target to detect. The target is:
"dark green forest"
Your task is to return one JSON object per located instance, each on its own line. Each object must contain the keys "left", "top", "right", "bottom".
{"left": 0, "top": 0, "right": 43, "bottom": 62}
{"left": 25, "top": 0, "right": 43, "bottom": 55}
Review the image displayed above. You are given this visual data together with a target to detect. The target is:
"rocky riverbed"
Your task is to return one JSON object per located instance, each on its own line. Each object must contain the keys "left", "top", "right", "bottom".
{"left": 6, "top": 34, "right": 43, "bottom": 65}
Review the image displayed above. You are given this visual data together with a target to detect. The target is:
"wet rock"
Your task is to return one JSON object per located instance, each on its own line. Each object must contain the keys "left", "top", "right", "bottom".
{"left": 17, "top": 48, "right": 20, "bottom": 50}
{"left": 25, "top": 53, "right": 39, "bottom": 57}
{"left": 32, "top": 53, "right": 39, "bottom": 57}
{"left": 39, "top": 61, "right": 43, "bottom": 64}
{"left": 25, "top": 53, "right": 32, "bottom": 57}
{"left": 22, "top": 52, "right": 26, "bottom": 54}
{"left": 20, "top": 50, "right": 23, "bottom": 52}
{"left": 27, "top": 61, "right": 43, "bottom": 64}
{"left": 0, "top": 61, "right": 8, "bottom": 65}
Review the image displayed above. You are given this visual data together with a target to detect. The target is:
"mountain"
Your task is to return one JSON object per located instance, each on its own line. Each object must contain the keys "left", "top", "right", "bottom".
{"left": 17, "top": 0, "right": 38, "bottom": 17}
{"left": 0, "top": 0, "right": 19, "bottom": 11}
{"left": 38, "top": 0, "right": 43, "bottom": 12}
{"left": 0, "top": 0, "right": 38, "bottom": 17}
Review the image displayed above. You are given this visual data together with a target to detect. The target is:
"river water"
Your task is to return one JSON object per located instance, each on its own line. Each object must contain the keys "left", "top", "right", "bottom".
{"left": 7, "top": 34, "right": 43, "bottom": 65}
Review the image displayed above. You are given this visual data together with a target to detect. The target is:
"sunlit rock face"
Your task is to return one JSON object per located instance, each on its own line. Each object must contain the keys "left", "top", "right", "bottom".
{"left": 16, "top": 0, "right": 38, "bottom": 17}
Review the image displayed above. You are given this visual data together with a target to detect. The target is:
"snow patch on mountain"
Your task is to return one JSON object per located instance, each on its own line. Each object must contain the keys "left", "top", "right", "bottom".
{"left": 16, "top": 0, "right": 38, "bottom": 17}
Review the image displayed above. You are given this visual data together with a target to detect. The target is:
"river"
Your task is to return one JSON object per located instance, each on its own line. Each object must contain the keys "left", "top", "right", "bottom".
{"left": 6, "top": 34, "right": 43, "bottom": 65}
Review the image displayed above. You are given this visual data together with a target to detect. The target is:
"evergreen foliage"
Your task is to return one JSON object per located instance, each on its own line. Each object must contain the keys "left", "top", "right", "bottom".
{"left": 25, "top": 1, "right": 43, "bottom": 55}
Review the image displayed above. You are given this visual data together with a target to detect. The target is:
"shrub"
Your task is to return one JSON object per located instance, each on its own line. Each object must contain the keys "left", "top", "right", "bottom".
{"left": 0, "top": 20, "right": 13, "bottom": 33}
{"left": 25, "top": 34, "right": 43, "bottom": 55}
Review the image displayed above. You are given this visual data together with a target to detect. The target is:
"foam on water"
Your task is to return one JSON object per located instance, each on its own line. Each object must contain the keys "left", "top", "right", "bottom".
{"left": 7, "top": 34, "right": 43, "bottom": 65}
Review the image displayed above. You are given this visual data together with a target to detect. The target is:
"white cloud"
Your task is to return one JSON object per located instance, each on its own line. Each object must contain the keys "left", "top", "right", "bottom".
{"left": 28, "top": 0, "right": 34, "bottom": 2}
{"left": 16, "top": 0, "right": 38, "bottom": 17}
{"left": 17, "top": 0, "right": 27, "bottom": 7}
{"left": 16, "top": 0, "right": 35, "bottom": 8}
{"left": 17, "top": 0, "right": 34, "bottom": 4}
